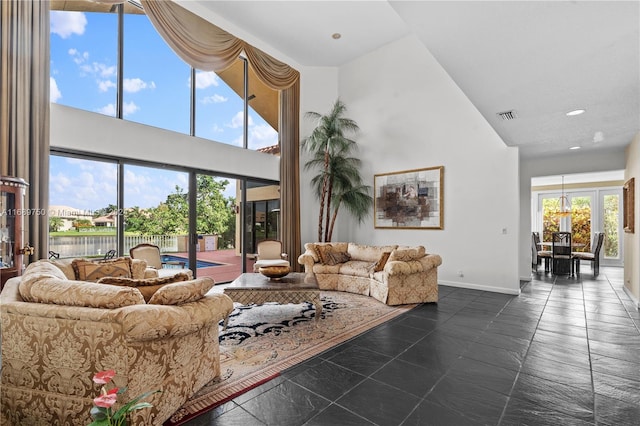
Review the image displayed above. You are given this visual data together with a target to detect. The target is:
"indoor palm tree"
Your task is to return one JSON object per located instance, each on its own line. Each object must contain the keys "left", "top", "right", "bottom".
{"left": 302, "top": 99, "right": 373, "bottom": 242}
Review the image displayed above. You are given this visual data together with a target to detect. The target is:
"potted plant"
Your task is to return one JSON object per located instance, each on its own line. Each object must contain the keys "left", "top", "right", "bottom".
{"left": 302, "top": 99, "right": 373, "bottom": 242}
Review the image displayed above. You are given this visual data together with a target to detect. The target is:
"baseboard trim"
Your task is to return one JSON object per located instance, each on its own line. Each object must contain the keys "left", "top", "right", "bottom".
{"left": 622, "top": 285, "right": 640, "bottom": 309}
{"left": 439, "top": 280, "right": 520, "bottom": 296}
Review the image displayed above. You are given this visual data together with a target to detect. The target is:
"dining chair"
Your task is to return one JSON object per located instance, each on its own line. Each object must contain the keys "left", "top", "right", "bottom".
{"left": 532, "top": 231, "right": 551, "bottom": 272}
{"left": 573, "top": 232, "right": 605, "bottom": 277}
{"left": 551, "top": 232, "right": 573, "bottom": 276}
{"left": 252, "top": 239, "right": 290, "bottom": 272}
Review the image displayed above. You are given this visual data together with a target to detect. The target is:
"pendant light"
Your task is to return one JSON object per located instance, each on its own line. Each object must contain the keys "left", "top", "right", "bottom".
{"left": 557, "top": 175, "right": 571, "bottom": 217}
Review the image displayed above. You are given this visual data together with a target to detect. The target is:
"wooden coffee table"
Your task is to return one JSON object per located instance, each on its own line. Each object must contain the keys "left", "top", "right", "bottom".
{"left": 222, "top": 272, "right": 322, "bottom": 328}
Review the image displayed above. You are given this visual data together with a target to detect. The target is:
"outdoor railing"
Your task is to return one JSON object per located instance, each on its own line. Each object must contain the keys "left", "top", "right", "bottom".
{"left": 49, "top": 235, "right": 182, "bottom": 258}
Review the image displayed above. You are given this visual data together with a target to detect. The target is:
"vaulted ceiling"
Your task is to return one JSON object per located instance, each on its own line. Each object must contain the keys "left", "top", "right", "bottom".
{"left": 194, "top": 1, "right": 640, "bottom": 159}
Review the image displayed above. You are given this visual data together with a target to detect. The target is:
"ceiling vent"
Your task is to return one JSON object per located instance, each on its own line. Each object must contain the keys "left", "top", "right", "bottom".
{"left": 497, "top": 110, "right": 518, "bottom": 121}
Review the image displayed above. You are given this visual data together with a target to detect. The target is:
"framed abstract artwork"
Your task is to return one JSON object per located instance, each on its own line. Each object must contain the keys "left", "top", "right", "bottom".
{"left": 374, "top": 166, "right": 444, "bottom": 229}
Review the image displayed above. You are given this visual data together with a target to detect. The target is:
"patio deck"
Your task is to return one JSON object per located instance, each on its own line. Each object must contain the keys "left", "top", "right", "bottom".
{"left": 170, "top": 249, "right": 252, "bottom": 284}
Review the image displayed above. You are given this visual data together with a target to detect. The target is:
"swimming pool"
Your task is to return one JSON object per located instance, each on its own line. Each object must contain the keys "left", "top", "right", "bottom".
{"left": 160, "top": 255, "right": 222, "bottom": 269}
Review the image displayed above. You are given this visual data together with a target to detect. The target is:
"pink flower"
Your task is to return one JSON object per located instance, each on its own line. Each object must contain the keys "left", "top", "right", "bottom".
{"left": 93, "top": 369, "right": 116, "bottom": 385}
{"left": 93, "top": 392, "right": 118, "bottom": 408}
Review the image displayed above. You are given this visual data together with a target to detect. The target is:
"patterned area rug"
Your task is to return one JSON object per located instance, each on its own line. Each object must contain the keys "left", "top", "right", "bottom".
{"left": 165, "top": 291, "right": 416, "bottom": 425}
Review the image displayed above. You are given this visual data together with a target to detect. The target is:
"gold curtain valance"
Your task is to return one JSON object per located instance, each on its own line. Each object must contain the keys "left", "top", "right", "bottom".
{"left": 139, "top": 0, "right": 299, "bottom": 90}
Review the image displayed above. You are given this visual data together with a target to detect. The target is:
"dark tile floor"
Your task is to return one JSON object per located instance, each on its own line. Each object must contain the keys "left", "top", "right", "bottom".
{"left": 185, "top": 266, "right": 640, "bottom": 426}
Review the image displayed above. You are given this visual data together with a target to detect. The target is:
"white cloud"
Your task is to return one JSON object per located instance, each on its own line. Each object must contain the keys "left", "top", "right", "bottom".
{"left": 96, "top": 101, "right": 139, "bottom": 116}
{"left": 249, "top": 123, "right": 278, "bottom": 148}
{"left": 49, "top": 159, "right": 118, "bottom": 210}
{"left": 97, "top": 104, "right": 116, "bottom": 116}
{"left": 50, "top": 11, "right": 87, "bottom": 39}
{"left": 123, "top": 78, "right": 156, "bottom": 93}
{"left": 194, "top": 71, "right": 219, "bottom": 89}
{"left": 211, "top": 123, "right": 224, "bottom": 133}
{"left": 228, "top": 111, "right": 254, "bottom": 129}
{"left": 202, "top": 94, "right": 228, "bottom": 104}
{"left": 123, "top": 101, "right": 139, "bottom": 116}
{"left": 98, "top": 80, "right": 116, "bottom": 92}
{"left": 50, "top": 77, "right": 62, "bottom": 102}
{"left": 69, "top": 49, "right": 89, "bottom": 65}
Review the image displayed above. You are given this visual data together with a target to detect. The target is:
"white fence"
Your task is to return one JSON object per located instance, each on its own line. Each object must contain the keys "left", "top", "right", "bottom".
{"left": 49, "top": 235, "right": 180, "bottom": 258}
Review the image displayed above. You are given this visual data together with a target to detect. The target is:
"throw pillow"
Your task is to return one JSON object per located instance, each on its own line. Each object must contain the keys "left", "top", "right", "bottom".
{"left": 373, "top": 251, "right": 391, "bottom": 272}
{"left": 97, "top": 272, "right": 191, "bottom": 302}
{"left": 330, "top": 250, "right": 351, "bottom": 264}
{"left": 314, "top": 244, "right": 335, "bottom": 265}
{"left": 148, "top": 277, "right": 215, "bottom": 305}
{"left": 72, "top": 257, "right": 132, "bottom": 282}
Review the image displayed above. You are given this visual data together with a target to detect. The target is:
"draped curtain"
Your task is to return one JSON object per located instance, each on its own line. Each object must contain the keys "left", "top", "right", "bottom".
{"left": 139, "top": 0, "right": 302, "bottom": 267}
{"left": 0, "top": 0, "right": 50, "bottom": 261}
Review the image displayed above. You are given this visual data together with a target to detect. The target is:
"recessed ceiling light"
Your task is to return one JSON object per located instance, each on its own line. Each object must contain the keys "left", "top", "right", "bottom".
{"left": 566, "top": 109, "right": 585, "bottom": 116}
{"left": 569, "top": 146, "right": 581, "bottom": 150}
{"left": 332, "top": 33, "right": 341, "bottom": 40}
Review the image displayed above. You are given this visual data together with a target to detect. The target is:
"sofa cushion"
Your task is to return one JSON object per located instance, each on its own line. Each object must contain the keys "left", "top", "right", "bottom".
{"left": 347, "top": 243, "right": 397, "bottom": 263}
{"left": 339, "top": 260, "right": 373, "bottom": 278}
{"left": 97, "top": 272, "right": 191, "bottom": 302}
{"left": 389, "top": 246, "right": 426, "bottom": 262}
{"left": 72, "top": 257, "right": 132, "bottom": 282}
{"left": 49, "top": 259, "right": 77, "bottom": 280}
{"left": 312, "top": 263, "right": 342, "bottom": 274}
{"left": 148, "top": 277, "right": 215, "bottom": 305}
{"left": 19, "top": 262, "right": 144, "bottom": 308}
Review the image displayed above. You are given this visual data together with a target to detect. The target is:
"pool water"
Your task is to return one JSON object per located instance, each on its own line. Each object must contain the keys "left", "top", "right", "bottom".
{"left": 161, "top": 255, "right": 222, "bottom": 269}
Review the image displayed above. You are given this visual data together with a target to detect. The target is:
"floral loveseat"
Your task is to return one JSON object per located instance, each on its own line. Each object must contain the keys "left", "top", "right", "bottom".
{"left": 0, "top": 258, "right": 233, "bottom": 426}
{"left": 298, "top": 243, "right": 442, "bottom": 305}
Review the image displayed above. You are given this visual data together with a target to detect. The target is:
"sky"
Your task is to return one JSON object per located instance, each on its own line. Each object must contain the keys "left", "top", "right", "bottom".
{"left": 49, "top": 9, "right": 274, "bottom": 211}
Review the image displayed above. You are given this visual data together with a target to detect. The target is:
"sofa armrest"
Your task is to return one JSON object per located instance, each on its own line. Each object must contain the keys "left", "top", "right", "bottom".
{"left": 384, "top": 254, "right": 442, "bottom": 276}
{"left": 115, "top": 293, "right": 234, "bottom": 341}
{"left": 298, "top": 250, "right": 317, "bottom": 273}
{"left": 419, "top": 254, "right": 443, "bottom": 270}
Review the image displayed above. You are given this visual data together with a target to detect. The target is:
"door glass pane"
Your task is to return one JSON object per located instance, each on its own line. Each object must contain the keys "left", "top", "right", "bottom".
{"left": 49, "top": 155, "right": 117, "bottom": 258}
{"left": 541, "top": 197, "right": 561, "bottom": 242}
{"left": 571, "top": 196, "right": 592, "bottom": 251}
{"left": 195, "top": 174, "right": 239, "bottom": 282}
{"left": 603, "top": 194, "right": 620, "bottom": 259}
{"left": 123, "top": 165, "right": 189, "bottom": 259}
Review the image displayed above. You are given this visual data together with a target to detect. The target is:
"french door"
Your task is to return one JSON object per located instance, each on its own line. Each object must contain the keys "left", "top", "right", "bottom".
{"left": 536, "top": 188, "right": 623, "bottom": 266}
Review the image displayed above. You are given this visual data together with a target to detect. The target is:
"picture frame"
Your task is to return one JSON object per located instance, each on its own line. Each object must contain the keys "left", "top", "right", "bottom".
{"left": 374, "top": 166, "right": 444, "bottom": 229}
{"left": 623, "top": 177, "right": 634, "bottom": 233}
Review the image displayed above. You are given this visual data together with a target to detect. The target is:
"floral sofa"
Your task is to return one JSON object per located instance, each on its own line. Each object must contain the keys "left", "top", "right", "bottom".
{"left": 0, "top": 258, "right": 233, "bottom": 426}
{"left": 298, "top": 243, "right": 442, "bottom": 305}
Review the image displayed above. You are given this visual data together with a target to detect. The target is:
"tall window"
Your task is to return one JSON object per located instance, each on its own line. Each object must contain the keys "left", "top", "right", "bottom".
{"left": 50, "top": 4, "right": 280, "bottom": 152}
{"left": 50, "top": 10, "right": 117, "bottom": 116}
{"left": 123, "top": 14, "right": 190, "bottom": 132}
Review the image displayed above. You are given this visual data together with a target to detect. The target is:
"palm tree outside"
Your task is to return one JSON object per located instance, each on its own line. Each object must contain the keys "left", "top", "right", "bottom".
{"left": 301, "top": 99, "right": 373, "bottom": 242}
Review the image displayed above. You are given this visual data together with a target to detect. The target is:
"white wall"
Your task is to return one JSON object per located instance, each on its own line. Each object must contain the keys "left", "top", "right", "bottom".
{"left": 50, "top": 104, "right": 280, "bottom": 181}
{"left": 624, "top": 133, "right": 640, "bottom": 305}
{"left": 519, "top": 148, "right": 626, "bottom": 281}
{"left": 316, "top": 35, "right": 521, "bottom": 294}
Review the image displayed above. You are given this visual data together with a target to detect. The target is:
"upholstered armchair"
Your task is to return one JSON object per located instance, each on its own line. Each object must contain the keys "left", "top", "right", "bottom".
{"left": 0, "top": 260, "right": 233, "bottom": 426}
{"left": 252, "top": 239, "right": 290, "bottom": 272}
